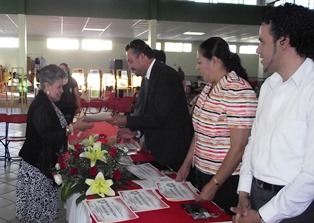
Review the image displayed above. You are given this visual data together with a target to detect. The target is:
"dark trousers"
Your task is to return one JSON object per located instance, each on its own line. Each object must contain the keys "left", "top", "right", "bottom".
{"left": 196, "top": 170, "right": 239, "bottom": 216}
{"left": 250, "top": 179, "right": 314, "bottom": 222}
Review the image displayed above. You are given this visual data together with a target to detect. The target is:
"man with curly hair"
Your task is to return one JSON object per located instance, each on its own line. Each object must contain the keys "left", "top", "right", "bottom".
{"left": 232, "top": 3, "right": 314, "bottom": 223}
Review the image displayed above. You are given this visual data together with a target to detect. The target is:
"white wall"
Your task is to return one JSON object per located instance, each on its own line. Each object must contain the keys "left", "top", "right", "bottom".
{"left": 0, "top": 37, "right": 260, "bottom": 80}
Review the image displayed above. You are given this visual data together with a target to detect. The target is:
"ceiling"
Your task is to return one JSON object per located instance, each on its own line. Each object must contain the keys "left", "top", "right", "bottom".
{"left": 0, "top": 14, "right": 260, "bottom": 43}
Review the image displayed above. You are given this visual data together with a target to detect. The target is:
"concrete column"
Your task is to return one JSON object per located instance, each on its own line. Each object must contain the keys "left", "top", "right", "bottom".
{"left": 148, "top": 19, "right": 157, "bottom": 49}
{"left": 18, "top": 14, "right": 27, "bottom": 76}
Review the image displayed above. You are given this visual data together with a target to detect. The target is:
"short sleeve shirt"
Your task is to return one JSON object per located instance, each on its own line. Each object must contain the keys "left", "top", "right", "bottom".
{"left": 192, "top": 71, "right": 257, "bottom": 175}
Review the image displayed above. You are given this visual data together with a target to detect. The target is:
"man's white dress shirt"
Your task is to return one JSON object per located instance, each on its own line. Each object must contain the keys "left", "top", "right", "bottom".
{"left": 238, "top": 58, "right": 314, "bottom": 222}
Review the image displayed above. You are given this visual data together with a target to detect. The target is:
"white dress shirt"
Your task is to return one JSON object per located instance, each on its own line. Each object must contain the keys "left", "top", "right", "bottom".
{"left": 238, "top": 58, "right": 314, "bottom": 223}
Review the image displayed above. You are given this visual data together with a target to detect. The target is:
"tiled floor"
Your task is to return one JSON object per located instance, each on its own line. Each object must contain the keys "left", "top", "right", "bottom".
{"left": 0, "top": 103, "right": 68, "bottom": 223}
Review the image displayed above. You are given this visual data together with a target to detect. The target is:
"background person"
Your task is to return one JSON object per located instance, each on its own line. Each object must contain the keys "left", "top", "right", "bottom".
{"left": 176, "top": 37, "right": 257, "bottom": 215}
{"left": 106, "top": 39, "right": 194, "bottom": 175}
{"left": 55, "top": 62, "right": 81, "bottom": 124}
{"left": 16, "top": 64, "right": 93, "bottom": 223}
{"left": 232, "top": 3, "right": 314, "bottom": 223}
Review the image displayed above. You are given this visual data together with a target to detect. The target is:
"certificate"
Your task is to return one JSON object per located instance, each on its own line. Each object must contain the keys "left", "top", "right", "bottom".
{"left": 157, "top": 181, "right": 199, "bottom": 201}
{"left": 118, "top": 189, "right": 170, "bottom": 212}
{"left": 83, "top": 197, "right": 138, "bottom": 223}
{"left": 126, "top": 163, "right": 166, "bottom": 179}
{"left": 132, "top": 177, "right": 173, "bottom": 189}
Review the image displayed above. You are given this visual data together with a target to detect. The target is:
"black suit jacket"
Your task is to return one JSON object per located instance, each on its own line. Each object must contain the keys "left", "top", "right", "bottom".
{"left": 19, "top": 90, "right": 68, "bottom": 178}
{"left": 126, "top": 61, "right": 193, "bottom": 169}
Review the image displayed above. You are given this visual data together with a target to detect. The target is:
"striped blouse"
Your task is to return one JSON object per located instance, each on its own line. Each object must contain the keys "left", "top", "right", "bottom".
{"left": 192, "top": 71, "right": 257, "bottom": 175}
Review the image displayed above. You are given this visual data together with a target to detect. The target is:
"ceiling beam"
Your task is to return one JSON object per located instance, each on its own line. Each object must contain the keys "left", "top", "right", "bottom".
{"left": 0, "top": 0, "right": 267, "bottom": 25}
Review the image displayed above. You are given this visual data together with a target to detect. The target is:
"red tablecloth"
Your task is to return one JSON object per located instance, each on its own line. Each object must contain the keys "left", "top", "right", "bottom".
{"left": 69, "top": 121, "right": 232, "bottom": 223}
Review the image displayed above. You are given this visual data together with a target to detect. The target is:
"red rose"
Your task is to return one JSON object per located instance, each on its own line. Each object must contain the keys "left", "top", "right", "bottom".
{"left": 113, "top": 169, "right": 122, "bottom": 181}
{"left": 109, "top": 148, "right": 118, "bottom": 156}
{"left": 72, "top": 152, "right": 80, "bottom": 158}
{"left": 88, "top": 166, "right": 99, "bottom": 177}
{"left": 87, "top": 195, "right": 95, "bottom": 200}
{"left": 70, "top": 168, "right": 78, "bottom": 176}
{"left": 57, "top": 155, "right": 67, "bottom": 169}
{"left": 99, "top": 137, "right": 108, "bottom": 145}
{"left": 64, "top": 151, "right": 71, "bottom": 162}
{"left": 74, "top": 144, "right": 83, "bottom": 151}
{"left": 99, "top": 134, "right": 107, "bottom": 139}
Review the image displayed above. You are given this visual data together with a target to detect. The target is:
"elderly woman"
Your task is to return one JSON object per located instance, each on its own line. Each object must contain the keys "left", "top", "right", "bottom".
{"left": 16, "top": 64, "right": 93, "bottom": 223}
{"left": 176, "top": 37, "right": 257, "bottom": 215}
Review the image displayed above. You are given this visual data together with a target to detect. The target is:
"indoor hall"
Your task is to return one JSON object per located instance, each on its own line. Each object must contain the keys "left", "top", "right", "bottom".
{"left": 1, "top": 0, "right": 313, "bottom": 222}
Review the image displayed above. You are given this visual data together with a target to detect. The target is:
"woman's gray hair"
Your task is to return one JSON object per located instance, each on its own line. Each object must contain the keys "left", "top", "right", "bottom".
{"left": 38, "top": 64, "right": 67, "bottom": 90}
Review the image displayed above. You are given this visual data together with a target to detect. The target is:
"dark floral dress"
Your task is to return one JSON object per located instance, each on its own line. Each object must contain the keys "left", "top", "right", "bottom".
{"left": 16, "top": 103, "right": 67, "bottom": 223}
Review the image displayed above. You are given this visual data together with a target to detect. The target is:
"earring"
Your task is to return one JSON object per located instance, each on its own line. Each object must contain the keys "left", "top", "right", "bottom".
{"left": 46, "top": 91, "right": 49, "bottom": 95}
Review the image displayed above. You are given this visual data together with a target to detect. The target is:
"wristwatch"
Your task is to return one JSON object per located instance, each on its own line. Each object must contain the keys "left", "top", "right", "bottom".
{"left": 134, "top": 130, "right": 142, "bottom": 139}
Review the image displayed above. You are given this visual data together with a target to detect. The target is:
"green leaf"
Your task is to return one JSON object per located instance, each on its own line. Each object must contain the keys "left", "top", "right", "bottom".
{"left": 67, "top": 183, "right": 89, "bottom": 198}
{"left": 61, "top": 181, "right": 73, "bottom": 202}
{"left": 76, "top": 194, "right": 87, "bottom": 205}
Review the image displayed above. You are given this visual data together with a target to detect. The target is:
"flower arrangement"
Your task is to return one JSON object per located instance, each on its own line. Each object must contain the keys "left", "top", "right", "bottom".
{"left": 52, "top": 134, "right": 127, "bottom": 205}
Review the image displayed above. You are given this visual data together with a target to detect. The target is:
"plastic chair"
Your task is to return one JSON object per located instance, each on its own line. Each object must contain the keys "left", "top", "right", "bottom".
{"left": 0, "top": 114, "right": 9, "bottom": 166}
{"left": 113, "top": 99, "right": 133, "bottom": 115}
{"left": 5, "top": 114, "right": 27, "bottom": 166}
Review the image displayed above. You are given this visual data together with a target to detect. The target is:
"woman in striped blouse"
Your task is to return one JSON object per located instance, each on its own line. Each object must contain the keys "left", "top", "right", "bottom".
{"left": 176, "top": 37, "right": 257, "bottom": 215}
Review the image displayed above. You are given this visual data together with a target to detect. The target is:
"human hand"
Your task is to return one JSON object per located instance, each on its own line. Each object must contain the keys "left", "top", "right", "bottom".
{"left": 230, "top": 192, "right": 251, "bottom": 223}
{"left": 72, "top": 116, "right": 94, "bottom": 131}
{"left": 75, "top": 108, "right": 82, "bottom": 115}
{"left": 231, "top": 209, "right": 261, "bottom": 223}
{"left": 175, "top": 164, "right": 190, "bottom": 182}
{"left": 195, "top": 181, "right": 218, "bottom": 202}
{"left": 117, "top": 128, "right": 136, "bottom": 139}
{"left": 106, "top": 115, "right": 127, "bottom": 127}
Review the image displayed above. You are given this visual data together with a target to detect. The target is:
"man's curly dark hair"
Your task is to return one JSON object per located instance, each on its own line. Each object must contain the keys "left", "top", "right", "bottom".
{"left": 262, "top": 3, "right": 314, "bottom": 60}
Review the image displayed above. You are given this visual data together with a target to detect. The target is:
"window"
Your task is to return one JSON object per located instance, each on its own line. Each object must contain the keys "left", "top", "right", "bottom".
{"left": 239, "top": 45, "right": 257, "bottom": 54}
{"left": 82, "top": 39, "right": 112, "bottom": 51}
{"left": 156, "top": 42, "right": 161, "bottom": 50}
{"left": 47, "top": 38, "right": 79, "bottom": 50}
{"left": 164, "top": 42, "right": 192, "bottom": 52}
{"left": 229, "top": 44, "right": 237, "bottom": 53}
{"left": 0, "top": 37, "right": 18, "bottom": 48}
{"left": 145, "top": 41, "right": 161, "bottom": 50}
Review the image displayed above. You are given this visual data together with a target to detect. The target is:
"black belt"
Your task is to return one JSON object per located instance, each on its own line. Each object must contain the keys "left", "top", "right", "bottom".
{"left": 253, "top": 177, "right": 284, "bottom": 193}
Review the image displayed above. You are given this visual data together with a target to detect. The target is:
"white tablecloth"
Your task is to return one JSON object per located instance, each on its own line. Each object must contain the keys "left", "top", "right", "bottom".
{"left": 65, "top": 193, "right": 92, "bottom": 223}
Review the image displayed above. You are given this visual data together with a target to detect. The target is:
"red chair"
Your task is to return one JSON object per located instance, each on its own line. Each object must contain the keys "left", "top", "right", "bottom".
{"left": 0, "top": 114, "right": 8, "bottom": 166}
{"left": 80, "top": 98, "right": 89, "bottom": 114}
{"left": 5, "top": 114, "right": 27, "bottom": 166}
{"left": 102, "top": 97, "right": 119, "bottom": 114}
{"left": 113, "top": 99, "right": 133, "bottom": 115}
{"left": 86, "top": 99, "right": 106, "bottom": 114}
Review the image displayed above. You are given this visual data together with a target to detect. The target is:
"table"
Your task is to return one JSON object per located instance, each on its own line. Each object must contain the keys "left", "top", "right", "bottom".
{"left": 66, "top": 121, "right": 232, "bottom": 223}
{"left": 66, "top": 192, "right": 232, "bottom": 223}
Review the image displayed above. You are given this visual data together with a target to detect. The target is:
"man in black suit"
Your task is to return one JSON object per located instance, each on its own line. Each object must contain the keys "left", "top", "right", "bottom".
{"left": 107, "top": 39, "right": 193, "bottom": 172}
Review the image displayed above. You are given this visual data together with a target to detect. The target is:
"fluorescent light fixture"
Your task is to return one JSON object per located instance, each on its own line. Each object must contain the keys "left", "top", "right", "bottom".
{"left": 83, "top": 28, "right": 106, "bottom": 32}
{"left": 47, "top": 38, "right": 79, "bottom": 50}
{"left": 0, "top": 37, "right": 19, "bottom": 48}
{"left": 82, "top": 39, "right": 112, "bottom": 51}
{"left": 195, "top": 0, "right": 210, "bottom": 3}
{"left": 183, "top": 31, "right": 205, "bottom": 36}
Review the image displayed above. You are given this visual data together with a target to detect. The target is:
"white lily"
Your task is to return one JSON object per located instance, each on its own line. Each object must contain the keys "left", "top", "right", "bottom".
{"left": 79, "top": 141, "right": 107, "bottom": 167}
{"left": 85, "top": 172, "right": 115, "bottom": 197}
